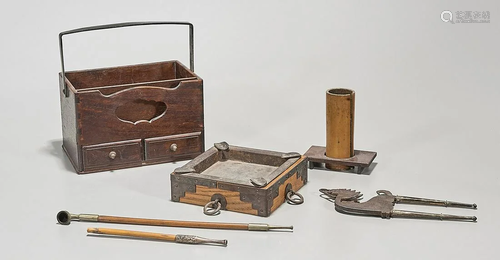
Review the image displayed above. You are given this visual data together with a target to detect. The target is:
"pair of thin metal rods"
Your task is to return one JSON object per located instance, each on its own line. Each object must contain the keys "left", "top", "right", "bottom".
{"left": 57, "top": 210, "right": 293, "bottom": 246}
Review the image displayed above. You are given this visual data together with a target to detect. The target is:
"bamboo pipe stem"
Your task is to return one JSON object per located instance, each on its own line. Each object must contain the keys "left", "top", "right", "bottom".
{"left": 98, "top": 215, "right": 248, "bottom": 230}
{"left": 87, "top": 228, "right": 228, "bottom": 246}
{"left": 326, "top": 88, "right": 355, "bottom": 170}
{"left": 57, "top": 211, "right": 292, "bottom": 231}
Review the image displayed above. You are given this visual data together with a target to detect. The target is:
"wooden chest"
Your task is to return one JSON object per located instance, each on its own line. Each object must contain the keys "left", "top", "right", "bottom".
{"left": 171, "top": 142, "right": 308, "bottom": 217}
{"left": 58, "top": 22, "right": 204, "bottom": 174}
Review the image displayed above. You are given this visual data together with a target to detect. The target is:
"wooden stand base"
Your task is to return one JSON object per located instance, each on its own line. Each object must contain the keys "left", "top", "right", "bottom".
{"left": 304, "top": 145, "right": 377, "bottom": 174}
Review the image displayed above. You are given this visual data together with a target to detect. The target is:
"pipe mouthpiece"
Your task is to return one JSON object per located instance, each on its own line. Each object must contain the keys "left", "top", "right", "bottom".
{"left": 57, "top": 210, "right": 71, "bottom": 225}
{"left": 248, "top": 223, "right": 294, "bottom": 231}
{"left": 268, "top": 225, "right": 294, "bottom": 231}
{"left": 203, "top": 238, "right": 227, "bottom": 246}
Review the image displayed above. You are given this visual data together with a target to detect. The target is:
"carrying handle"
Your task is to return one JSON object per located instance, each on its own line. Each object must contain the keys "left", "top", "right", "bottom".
{"left": 59, "top": 21, "right": 194, "bottom": 97}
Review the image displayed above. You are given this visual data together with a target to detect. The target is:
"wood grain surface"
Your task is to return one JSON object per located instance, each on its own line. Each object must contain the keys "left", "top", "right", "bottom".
{"left": 77, "top": 81, "right": 203, "bottom": 145}
{"left": 180, "top": 185, "right": 258, "bottom": 215}
{"left": 87, "top": 227, "right": 176, "bottom": 242}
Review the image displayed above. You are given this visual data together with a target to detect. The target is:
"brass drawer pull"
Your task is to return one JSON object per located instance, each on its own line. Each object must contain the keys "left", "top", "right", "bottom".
{"left": 109, "top": 151, "right": 117, "bottom": 160}
{"left": 170, "top": 143, "right": 178, "bottom": 152}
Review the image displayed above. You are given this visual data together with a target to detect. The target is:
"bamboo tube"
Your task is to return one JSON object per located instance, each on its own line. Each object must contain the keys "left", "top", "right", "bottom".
{"left": 87, "top": 228, "right": 228, "bottom": 246}
{"left": 98, "top": 215, "right": 248, "bottom": 230}
{"left": 326, "top": 88, "right": 355, "bottom": 170}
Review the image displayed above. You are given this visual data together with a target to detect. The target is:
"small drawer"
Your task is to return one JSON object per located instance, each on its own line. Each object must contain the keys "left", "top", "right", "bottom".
{"left": 83, "top": 139, "right": 142, "bottom": 170}
{"left": 145, "top": 132, "right": 202, "bottom": 161}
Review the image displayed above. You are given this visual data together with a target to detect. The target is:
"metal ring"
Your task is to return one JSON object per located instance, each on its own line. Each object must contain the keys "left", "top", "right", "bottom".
{"left": 286, "top": 191, "right": 304, "bottom": 205}
{"left": 203, "top": 199, "right": 221, "bottom": 216}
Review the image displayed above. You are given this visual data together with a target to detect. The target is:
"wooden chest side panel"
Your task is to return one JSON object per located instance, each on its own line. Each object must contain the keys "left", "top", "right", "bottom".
{"left": 180, "top": 185, "right": 258, "bottom": 215}
{"left": 267, "top": 156, "right": 308, "bottom": 214}
{"left": 59, "top": 75, "right": 81, "bottom": 171}
{"left": 77, "top": 80, "right": 203, "bottom": 145}
{"left": 270, "top": 172, "right": 305, "bottom": 213}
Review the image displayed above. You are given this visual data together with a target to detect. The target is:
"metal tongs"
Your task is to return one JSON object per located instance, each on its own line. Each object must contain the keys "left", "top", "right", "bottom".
{"left": 319, "top": 189, "right": 477, "bottom": 222}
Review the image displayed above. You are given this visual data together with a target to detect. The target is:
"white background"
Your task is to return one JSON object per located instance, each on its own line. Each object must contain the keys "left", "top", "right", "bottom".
{"left": 1, "top": 1, "right": 499, "bottom": 259}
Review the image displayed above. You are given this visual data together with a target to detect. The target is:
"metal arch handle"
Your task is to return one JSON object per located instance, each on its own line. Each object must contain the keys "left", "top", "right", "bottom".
{"left": 59, "top": 21, "right": 194, "bottom": 97}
